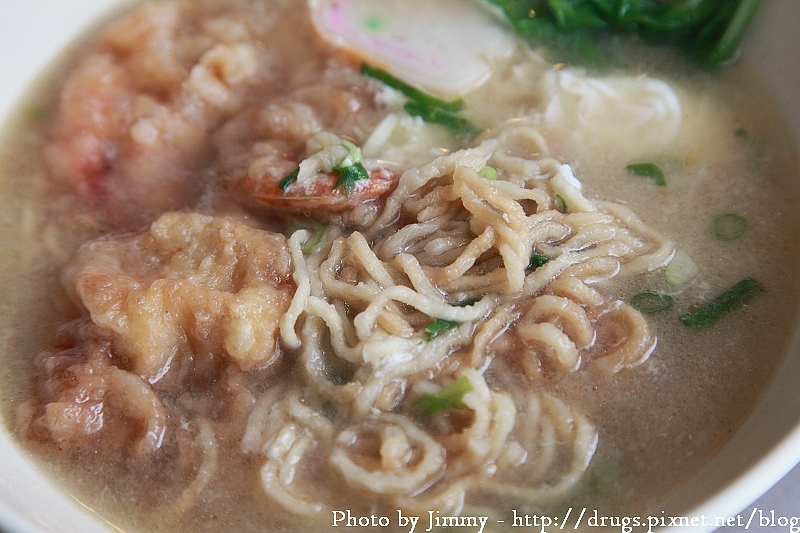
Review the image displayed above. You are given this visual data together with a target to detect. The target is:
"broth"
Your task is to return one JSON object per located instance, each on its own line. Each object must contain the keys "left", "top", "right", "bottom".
{"left": 1, "top": 1, "right": 799, "bottom": 532}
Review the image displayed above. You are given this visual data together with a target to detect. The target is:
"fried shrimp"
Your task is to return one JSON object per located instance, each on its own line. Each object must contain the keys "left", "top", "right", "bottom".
{"left": 43, "top": 2, "right": 270, "bottom": 227}
{"left": 214, "top": 76, "right": 399, "bottom": 223}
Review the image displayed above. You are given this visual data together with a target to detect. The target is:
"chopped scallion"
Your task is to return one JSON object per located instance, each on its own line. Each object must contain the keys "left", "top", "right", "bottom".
{"left": 413, "top": 376, "right": 472, "bottom": 417}
{"left": 360, "top": 63, "right": 464, "bottom": 112}
{"left": 630, "top": 292, "right": 674, "bottom": 314}
{"left": 680, "top": 277, "right": 764, "bottom": 330}
{"left": 666, "top": 250, "right": 698, "bottom": 286}
{"left": 300, "top": 222, "right": 325, "bottom": 254}
{"left": 289, "top": 221, "right": 326, "bottom": 254}
{"left": 278, "top": 168, "right": 300, "bottom": 190}
{"left": 425, "top": 318, "right": 460, "bottom": 340}
{"left": 529, "top": 252, "right": 550, "bottom": 270}
{"left": 333, "top": 161, "right": 369, "bottom": 198}
{"left": 338, "top": 140, "right": 363, "bottom": 168}
{"left": 403, "top": 101, "right": 476, "bottom": 138}
{"left": 478, "top": 166, "right": 498, "bottom": 180}
{"left": 713, "top": 213, "right": 748, "bottom": 242}
{"left": 626, "top": 162, "right": 666, "bottom": 187}
{"left": 555, "top": 194, "right": 568, "bottom": 213}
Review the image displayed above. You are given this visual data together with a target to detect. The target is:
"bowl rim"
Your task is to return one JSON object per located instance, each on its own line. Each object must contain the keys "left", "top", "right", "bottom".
{"left": 0, "top": 1, "right": 799, "bottom": 532}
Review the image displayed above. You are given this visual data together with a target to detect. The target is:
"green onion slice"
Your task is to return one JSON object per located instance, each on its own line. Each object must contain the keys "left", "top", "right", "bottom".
{"left": 478, "top": 166, "right": 498, "bottom": 180}
{"left": 666, "top": 249, "right": 698, "bottom": 286}
{"left": 360, "top": 63, "right": 464, "bottom": 112}
{"left": 626, "top": 162, "right": 666, "bottom": 187}
{"left": 333, "top": 161, "right": 369, "bottom": 198}
{"left": 301, "top": 222, "right": 325, "bottom": 255}
{"left": 713, "top": 213, "right": 748, "bottom": 242}
{"left": 278, "top": 168, "right": 300, "bottom": 190}
{"left": 630, "top": 292, "right": 674, "bottom": 314}
{"left": 413, "top": 376, "right": 472, "bottom": 417}
{"left": 425, "top": 318, "right": 459, "bottom": 340}
{"left": 288, "top": 220, "right": 326, "bottom": 254}
{"left": 680, "top": 277, "right": 764, "bottom": 330}
{"left": 529, "top": 252, "right": 550, "bottom": 270}
{"left": 337, "top": 140, "right": 363, "bottom": 168}
{"left": 555, "top": 194, "right": 568, "bottom": 213}
{"left": 403, "top": 101, "right": 476, "bottom": 138}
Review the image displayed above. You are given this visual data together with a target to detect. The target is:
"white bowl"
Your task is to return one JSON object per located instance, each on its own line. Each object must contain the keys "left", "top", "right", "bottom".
{"left": 658, "top": 1, "right": 800, "bottom": 529}
{"left": 0, "top": 2, "right": 798, "bottom": 532}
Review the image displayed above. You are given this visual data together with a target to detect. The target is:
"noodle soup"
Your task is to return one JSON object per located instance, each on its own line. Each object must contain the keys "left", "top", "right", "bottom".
{"left": 1, "top": 1, "right": 799, "bottom": 532}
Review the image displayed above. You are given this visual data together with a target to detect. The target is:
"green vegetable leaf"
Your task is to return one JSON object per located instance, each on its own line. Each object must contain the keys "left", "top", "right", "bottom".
{"left": 627, "top": 162, "right": 666, "bottom": 187}
{"left": 680, "top": 277, "right": 764, "bottom": 330}
{"left": 630, "top": 292, "right": 674, "bottom": 314}
{"left": 333, "top": 162, "right": 369, "bottom": 198}
{"left": 688, "top": 0, "right": 762, "bottom": 68}
{"left": 413, "top": 376, "right": 473, "bottom": 417}
{"left": 360, "top": 63, "right": 464, "bottom": 112}
{"left": 483, "top": 0, "right": 761, "bottom": 69}
{"left": 425, "top": 318, "right": 460, "bottom": 340}
{"left": 548, "top": 0, "right": 607, "bottom": 30}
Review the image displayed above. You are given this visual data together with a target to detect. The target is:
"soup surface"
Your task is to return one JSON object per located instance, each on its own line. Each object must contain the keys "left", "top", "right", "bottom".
{"left": 1, "top": 1, "right": 800, "bottom": 532}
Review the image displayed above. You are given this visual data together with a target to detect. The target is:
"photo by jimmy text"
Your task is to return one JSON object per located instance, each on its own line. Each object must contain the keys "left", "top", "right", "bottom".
{"left": 330, "top": 507, "right": 800, "bottom": 532}
{"left": 331, "top": 509, "right": 489, "bottom": 533}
